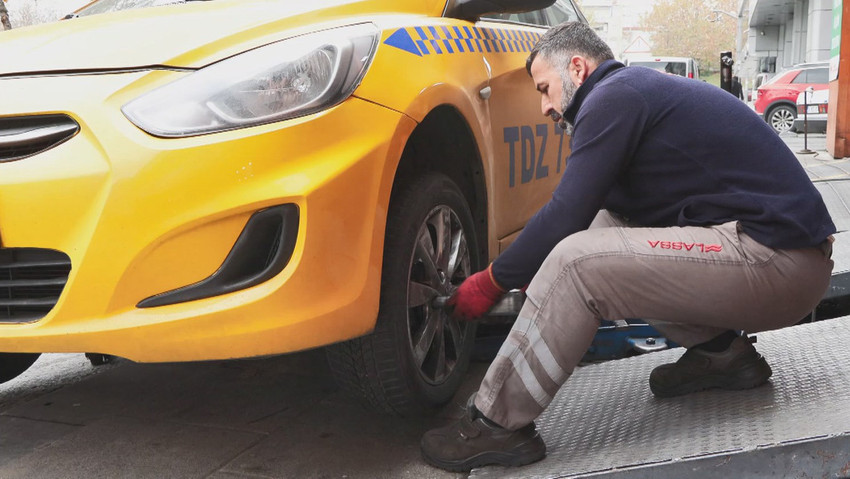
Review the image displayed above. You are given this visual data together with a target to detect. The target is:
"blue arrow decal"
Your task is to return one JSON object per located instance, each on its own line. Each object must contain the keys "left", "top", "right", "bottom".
{"left": 384, "top": 28, "right": 422, "bottom": 56}
{"left": 383, "top": 26, "right": 541, "bottom": 57}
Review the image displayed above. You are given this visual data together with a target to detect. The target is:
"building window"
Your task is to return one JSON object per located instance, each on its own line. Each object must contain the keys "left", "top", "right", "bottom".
{"left": 759, "top": 56, "right": 776, "bottom": 73}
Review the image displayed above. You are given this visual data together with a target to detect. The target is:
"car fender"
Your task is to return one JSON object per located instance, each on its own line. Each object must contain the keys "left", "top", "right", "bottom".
{"left": 764, "top": 99, "right": 797, "bottom": 120}
{"left": 362, "top": 81, "right": 492, "bottom": 208}
{"left": 353, "top": 17, "right": 496, "bottom": 260}
{"left": 355, "top": 17, "right": 493, "bottom": 155}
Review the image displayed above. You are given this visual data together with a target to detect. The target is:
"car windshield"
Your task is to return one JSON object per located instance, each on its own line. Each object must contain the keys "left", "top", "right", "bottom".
{"left": 629, "top": 61, "right": 687, "bottom": 77}
{"left": 75, "top": 0, "right": 209, "bottom": 17}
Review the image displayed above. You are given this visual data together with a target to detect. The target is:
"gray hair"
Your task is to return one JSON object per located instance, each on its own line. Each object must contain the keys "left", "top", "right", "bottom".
{"left": 526, "top": 22, "right": 614, "bottom": 76}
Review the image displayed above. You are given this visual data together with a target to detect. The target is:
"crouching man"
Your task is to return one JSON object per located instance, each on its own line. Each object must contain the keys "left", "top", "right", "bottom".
{"left": 421, "top": 22, "right": 835, "bottom": 472}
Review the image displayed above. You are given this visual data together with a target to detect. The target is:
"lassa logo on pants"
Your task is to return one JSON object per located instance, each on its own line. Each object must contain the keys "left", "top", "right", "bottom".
{"left": 648, "top": 240, "right": 722, "bottom": 253}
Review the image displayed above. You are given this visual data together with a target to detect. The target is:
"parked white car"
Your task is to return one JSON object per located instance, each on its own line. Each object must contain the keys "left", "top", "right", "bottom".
{"left": 624, "top": 56, "right": 700, "bottom": 80}
{"left": 793, "top": 88, "right": 829, "bottom": 133}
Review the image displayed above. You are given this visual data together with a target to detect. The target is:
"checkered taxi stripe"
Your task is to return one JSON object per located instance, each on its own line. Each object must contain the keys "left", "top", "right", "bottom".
{"left": 384, "top": 26, "right": 542, "bottom": 57}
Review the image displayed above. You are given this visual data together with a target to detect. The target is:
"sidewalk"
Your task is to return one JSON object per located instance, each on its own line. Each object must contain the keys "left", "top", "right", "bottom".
{"left": 786, "top": 131, "right": 850, "bottom": 235}
{"left": 781, "top": 131, "right": 850, "bottom": 179}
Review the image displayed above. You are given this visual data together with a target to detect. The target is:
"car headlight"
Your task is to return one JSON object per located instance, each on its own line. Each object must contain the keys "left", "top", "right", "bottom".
{"left": 122, "top": 23, "right": 380, "bottom": 137}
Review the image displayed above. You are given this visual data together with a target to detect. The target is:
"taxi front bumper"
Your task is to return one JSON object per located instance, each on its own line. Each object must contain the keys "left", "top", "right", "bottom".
{"left": 0, "top": 72, "right": 414, "bottom": 362}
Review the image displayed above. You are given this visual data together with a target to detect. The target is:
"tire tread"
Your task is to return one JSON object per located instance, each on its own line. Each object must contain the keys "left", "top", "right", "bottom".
{"left": 326, "top": 173, "right": 478, "bottom": 416}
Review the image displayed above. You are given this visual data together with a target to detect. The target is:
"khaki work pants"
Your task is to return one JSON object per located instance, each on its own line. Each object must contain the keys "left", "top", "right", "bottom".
{"left": 475, "top": 211, "right": 834, "bottom": 430}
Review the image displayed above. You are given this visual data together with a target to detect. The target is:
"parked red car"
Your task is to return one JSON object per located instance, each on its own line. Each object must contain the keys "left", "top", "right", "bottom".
{"left": 754, "top": 62, "right": 828, "bottom": 133}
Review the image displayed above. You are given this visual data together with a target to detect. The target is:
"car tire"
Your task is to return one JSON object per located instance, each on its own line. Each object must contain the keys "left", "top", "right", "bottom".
{"left": 0, "top": 353, "right": 40, "bottom": 384}
{"left": 326, "top": 173, "right": 480, "bottom": 415}
{"left": 767, "top": 104, "right": 796, "bottom": 133}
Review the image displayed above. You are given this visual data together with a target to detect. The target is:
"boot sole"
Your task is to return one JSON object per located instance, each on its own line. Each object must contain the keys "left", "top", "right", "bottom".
{"left": 421, "top": 437, "right": 546, "bottom": 472}
{"left": 650, "top": 357, "right": 773, "bottom": 398}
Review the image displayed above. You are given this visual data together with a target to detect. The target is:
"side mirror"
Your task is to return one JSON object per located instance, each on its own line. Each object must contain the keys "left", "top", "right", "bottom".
{"left": 444, "top": 0, "right": 557, "bottom": 22}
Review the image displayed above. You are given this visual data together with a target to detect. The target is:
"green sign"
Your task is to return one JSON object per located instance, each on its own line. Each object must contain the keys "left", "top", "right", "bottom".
{"left": 831, "top": 0, "right": 842, "bottom": 81}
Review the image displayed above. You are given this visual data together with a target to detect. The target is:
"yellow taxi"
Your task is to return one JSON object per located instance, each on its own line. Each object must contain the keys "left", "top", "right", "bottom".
{"left": 0, "top": 0, "right": 585, "bottom": 414}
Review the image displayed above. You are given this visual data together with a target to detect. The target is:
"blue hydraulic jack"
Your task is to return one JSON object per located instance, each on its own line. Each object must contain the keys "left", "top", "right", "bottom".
{"left": 474, "top": 291, "right": 677, "bottom": 362}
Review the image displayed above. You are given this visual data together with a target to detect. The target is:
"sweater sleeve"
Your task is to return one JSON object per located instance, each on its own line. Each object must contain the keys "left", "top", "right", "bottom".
{"left": 491, "top": 82, "right": 650, "bottom": 289}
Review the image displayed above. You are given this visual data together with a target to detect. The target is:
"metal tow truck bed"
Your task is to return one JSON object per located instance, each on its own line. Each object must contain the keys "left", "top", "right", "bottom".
{"left": 472, "top": 316, "right": 850, "bottom": 478}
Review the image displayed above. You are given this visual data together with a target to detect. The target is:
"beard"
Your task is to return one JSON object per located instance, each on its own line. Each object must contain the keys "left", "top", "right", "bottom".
{"left": 557, "top": 75, "right": 578, "bottom": 135}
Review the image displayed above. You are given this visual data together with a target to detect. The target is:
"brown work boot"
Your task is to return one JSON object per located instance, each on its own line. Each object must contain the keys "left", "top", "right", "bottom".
{"left": 420, "top": 395, "right": 546, "bottom": 472}
{"left": 649, "top": 336, "right": 773, "bottom": 398}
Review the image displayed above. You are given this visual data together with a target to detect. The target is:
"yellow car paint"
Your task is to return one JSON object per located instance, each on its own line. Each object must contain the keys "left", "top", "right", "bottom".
{"left": 0, "top": 0, "right": 576, "bottom": 363}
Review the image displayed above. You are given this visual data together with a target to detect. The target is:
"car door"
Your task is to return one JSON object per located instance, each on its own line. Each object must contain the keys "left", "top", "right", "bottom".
{"left": 478, "top": 0, "right": 585, "bottom": 256}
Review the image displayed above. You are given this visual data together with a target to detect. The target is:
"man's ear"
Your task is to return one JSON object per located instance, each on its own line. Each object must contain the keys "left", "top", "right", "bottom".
{"left": 569, "top": 56, "right": 598, "bottom": 86}
{"left": 568, "top": 56, "right": 587, "bottom": 86}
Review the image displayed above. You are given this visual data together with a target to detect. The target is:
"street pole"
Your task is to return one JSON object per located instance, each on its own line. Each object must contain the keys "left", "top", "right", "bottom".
{"left": 798, "top": 86, "right": 815, "bottom": 155}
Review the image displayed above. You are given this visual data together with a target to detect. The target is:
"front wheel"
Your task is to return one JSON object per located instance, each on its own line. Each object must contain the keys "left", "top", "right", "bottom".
{"left": 767, "top": 105, "right": 796, "bottom": 133}
{"left": 0, "top": 353, "right": 40, "bottom": 384}
{"left": 326, "top": 173, "right": 481, "bottom": 415}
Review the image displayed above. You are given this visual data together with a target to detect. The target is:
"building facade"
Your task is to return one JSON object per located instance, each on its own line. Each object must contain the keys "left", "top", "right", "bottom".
{"left": 737, "top": 0, "right": 833, "bottom": 89}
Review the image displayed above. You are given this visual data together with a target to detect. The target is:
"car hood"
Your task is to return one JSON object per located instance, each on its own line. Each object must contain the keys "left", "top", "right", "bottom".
{"left": 0, "top": 0, "right": 446, "bottom": 76}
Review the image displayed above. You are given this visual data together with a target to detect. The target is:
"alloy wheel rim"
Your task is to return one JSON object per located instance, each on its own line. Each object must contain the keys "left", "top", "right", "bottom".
{"left": 772, "top": 109, "right": 794, "bottom": 133}
{"left": 406, "top": 205, "right": 471, "bottom": 385}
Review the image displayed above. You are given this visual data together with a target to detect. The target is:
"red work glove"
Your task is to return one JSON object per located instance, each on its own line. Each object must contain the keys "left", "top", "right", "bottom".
{"left": 448, "top": 265, "right": 506, "bottom": 320}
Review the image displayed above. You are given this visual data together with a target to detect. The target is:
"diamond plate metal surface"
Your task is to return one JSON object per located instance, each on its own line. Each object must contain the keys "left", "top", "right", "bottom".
{"left": 471, "top": 317, "right": 850, "bottom": 479}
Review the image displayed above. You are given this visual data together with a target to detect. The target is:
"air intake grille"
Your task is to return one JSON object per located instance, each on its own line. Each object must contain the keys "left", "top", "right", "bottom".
{"left": 0, "top": 114, "right": 79, "bottom": 163}
{"left": 0, "top": 248, "right": 71, "bottom": 323}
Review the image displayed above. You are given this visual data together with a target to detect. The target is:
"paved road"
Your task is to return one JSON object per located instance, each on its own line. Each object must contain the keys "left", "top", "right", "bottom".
{"left": 0, "top": 349, "right": 487, "bottom": 478}
{"left": 0, "top": 131, "right": 840, "bottom": 479}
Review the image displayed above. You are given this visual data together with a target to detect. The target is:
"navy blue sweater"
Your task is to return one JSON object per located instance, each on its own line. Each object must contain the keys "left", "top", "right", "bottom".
{"left": 492, "top": 60, "right": 835, "bottom": 289}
